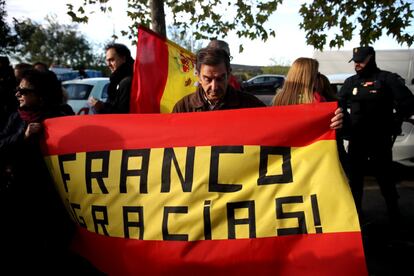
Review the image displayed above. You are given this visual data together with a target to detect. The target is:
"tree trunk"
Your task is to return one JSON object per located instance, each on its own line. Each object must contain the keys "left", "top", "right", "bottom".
{"left": 150, "top": 0, "right": 166, "bottom": 38}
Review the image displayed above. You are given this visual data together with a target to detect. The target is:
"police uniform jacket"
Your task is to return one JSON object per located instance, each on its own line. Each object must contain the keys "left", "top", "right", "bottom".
{"left": 339, "top": 69, "right": 414, "bottom": 139}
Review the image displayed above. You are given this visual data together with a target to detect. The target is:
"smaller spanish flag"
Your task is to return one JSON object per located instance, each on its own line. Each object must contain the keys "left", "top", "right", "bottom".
{"left": 130, "top": 25, "right": 198, "bottom": 114}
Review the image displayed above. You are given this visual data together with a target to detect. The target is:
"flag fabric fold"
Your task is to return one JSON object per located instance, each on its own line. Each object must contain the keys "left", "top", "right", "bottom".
{"left": 130, "top": 25, "right": 198, "bottom": 114}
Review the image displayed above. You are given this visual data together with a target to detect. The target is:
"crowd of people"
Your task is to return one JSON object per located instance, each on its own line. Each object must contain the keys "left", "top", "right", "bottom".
{"left": 1, "top": 40, "right": 414, "bottom": 273}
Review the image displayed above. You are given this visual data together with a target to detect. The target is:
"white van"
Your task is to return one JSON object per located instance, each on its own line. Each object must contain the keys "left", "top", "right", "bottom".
{"left": 313, "top": 49, "right": 414, "bottom": 94}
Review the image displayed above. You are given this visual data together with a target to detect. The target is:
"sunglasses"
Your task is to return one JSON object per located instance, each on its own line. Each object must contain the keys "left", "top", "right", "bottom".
{"left": 15, "top": 87, "right": 36, "bottom": 96}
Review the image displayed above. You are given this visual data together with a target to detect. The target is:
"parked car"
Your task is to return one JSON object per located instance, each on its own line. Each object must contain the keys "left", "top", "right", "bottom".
{"left": 242, "top": 74, "right": 285, "bottom": 93}
{"left": 327, "top": 73, "right": 414, "bottom": 167}
{"left": 62, "top": 77, "right": 109, "bottom": 115}
{"left": 241, "top": 74, "right": 285, "bottom": 105}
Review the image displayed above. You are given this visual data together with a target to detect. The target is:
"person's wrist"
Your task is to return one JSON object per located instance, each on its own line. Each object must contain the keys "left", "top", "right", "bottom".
{"left": 94, "top": 100, "right": 104, "bottom": 111}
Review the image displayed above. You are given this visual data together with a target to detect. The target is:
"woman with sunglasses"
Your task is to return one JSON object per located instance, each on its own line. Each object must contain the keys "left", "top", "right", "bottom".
{"left": 0, "top": 69, "right": 77, "bottom": 273}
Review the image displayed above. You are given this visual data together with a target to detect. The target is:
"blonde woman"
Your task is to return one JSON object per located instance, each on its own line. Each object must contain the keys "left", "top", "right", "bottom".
{"left": 273, "top": 57, "right": 322, "bottom": 105}
{"left": 273, "top": 57, "right": 349, "bottom": 176}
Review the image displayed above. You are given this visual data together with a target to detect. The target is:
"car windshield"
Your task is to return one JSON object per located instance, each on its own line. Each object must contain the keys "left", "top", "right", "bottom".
{"left": 63, "top": 84, "right": 93, "bottom": 100}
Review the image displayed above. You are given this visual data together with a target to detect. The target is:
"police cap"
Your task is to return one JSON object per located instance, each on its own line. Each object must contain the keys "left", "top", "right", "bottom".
{"left": 349, "top": 46, "right": 375, "bottom": 63}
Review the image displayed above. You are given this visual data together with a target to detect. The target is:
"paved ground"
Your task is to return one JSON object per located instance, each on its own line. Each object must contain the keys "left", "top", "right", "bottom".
{"left": 361, "top": 164, "right": 414, "bottom": 276}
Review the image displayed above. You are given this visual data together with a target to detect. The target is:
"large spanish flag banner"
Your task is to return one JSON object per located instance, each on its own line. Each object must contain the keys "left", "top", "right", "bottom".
{"left": 130, "top": 25, "right": 198, "bottom": 114}
{"left": 42, "top": 102, "right": 367, "bottom": 275}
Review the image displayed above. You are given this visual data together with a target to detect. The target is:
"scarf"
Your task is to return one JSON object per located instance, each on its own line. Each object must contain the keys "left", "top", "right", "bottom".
{"left": 18, "top": 108, "right": 45, "bottom": 123}
{"left": 107, "top": 61, "right": 134, "bottom": 101}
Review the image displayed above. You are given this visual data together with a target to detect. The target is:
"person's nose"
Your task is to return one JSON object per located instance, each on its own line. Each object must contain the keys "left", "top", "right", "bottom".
{"left": 211, "top": 79, "right": 219, "bottom": 91}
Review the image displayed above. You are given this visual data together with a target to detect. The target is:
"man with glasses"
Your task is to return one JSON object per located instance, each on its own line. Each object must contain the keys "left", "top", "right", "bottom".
{"left": 172, "top": 47, "right": 266, "bottom": 112}
{"left": 339, "top": 46, "right": 414, "bottom": 222}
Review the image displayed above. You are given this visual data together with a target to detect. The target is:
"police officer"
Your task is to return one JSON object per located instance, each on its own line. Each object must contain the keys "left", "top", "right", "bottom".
{"left": 339, "top": 46, "right": 414, "bottom": 221}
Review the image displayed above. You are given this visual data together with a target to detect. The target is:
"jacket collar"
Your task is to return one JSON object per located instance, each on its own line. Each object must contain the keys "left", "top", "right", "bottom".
{"left": 190, "top": 86, "right": 241, "bottom": 110}
{"left": 110, "top": 62, "right": 133, "bottom": 83}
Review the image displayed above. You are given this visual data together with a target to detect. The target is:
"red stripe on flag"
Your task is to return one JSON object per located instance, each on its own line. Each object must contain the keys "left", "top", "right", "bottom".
{"left": 42, "top": 103, "right": 336, "bottom": 156}
{"left": 130, "top": 25, "right": 169, "bottom": 113}
{"left": 71, "top": 226, "right": 367, "bottom": 275}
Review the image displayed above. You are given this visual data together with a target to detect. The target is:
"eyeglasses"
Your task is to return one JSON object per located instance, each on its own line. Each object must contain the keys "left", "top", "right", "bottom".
{"left": 15, "top": 87, "right": 36, "bottom": 96}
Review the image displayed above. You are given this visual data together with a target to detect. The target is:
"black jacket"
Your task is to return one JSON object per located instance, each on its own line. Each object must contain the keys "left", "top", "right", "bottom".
{"left": 339, "top": 68, "right": 414, "bottom": 139}
{"left": 0, "top": 110, "right": 75, "bottom": 272}
{"left": 0, "top": 65, "right": 17, "bottom": 128}
{"left": 100, "top": 62, "right": 133, "bottom": 113}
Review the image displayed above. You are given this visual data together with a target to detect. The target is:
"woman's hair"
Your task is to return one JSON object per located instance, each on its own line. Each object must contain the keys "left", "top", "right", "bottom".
{"left": 315, "top": 73, "right": 338, "bottom": 102}
{"left": 20, "top": 69, "right": 63, "bottom": 107}
{"left": 273, "top": 57, "right": 319, "bottom": 106}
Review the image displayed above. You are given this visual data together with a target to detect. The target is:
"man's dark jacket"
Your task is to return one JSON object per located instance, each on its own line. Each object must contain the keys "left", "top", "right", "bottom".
{"left": 172, "top": 86, "right": 266, "bottom": 113}
{"left": 100, "top": 62, "right": 133, "bottom": 113}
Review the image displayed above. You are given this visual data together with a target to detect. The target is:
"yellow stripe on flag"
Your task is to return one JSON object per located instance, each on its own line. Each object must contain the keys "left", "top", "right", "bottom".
{"left": 159, "top": 42, "right": 198, "bottom": 113}
{"left": 44, "top": 140, "right": 358, "bottom": 241}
